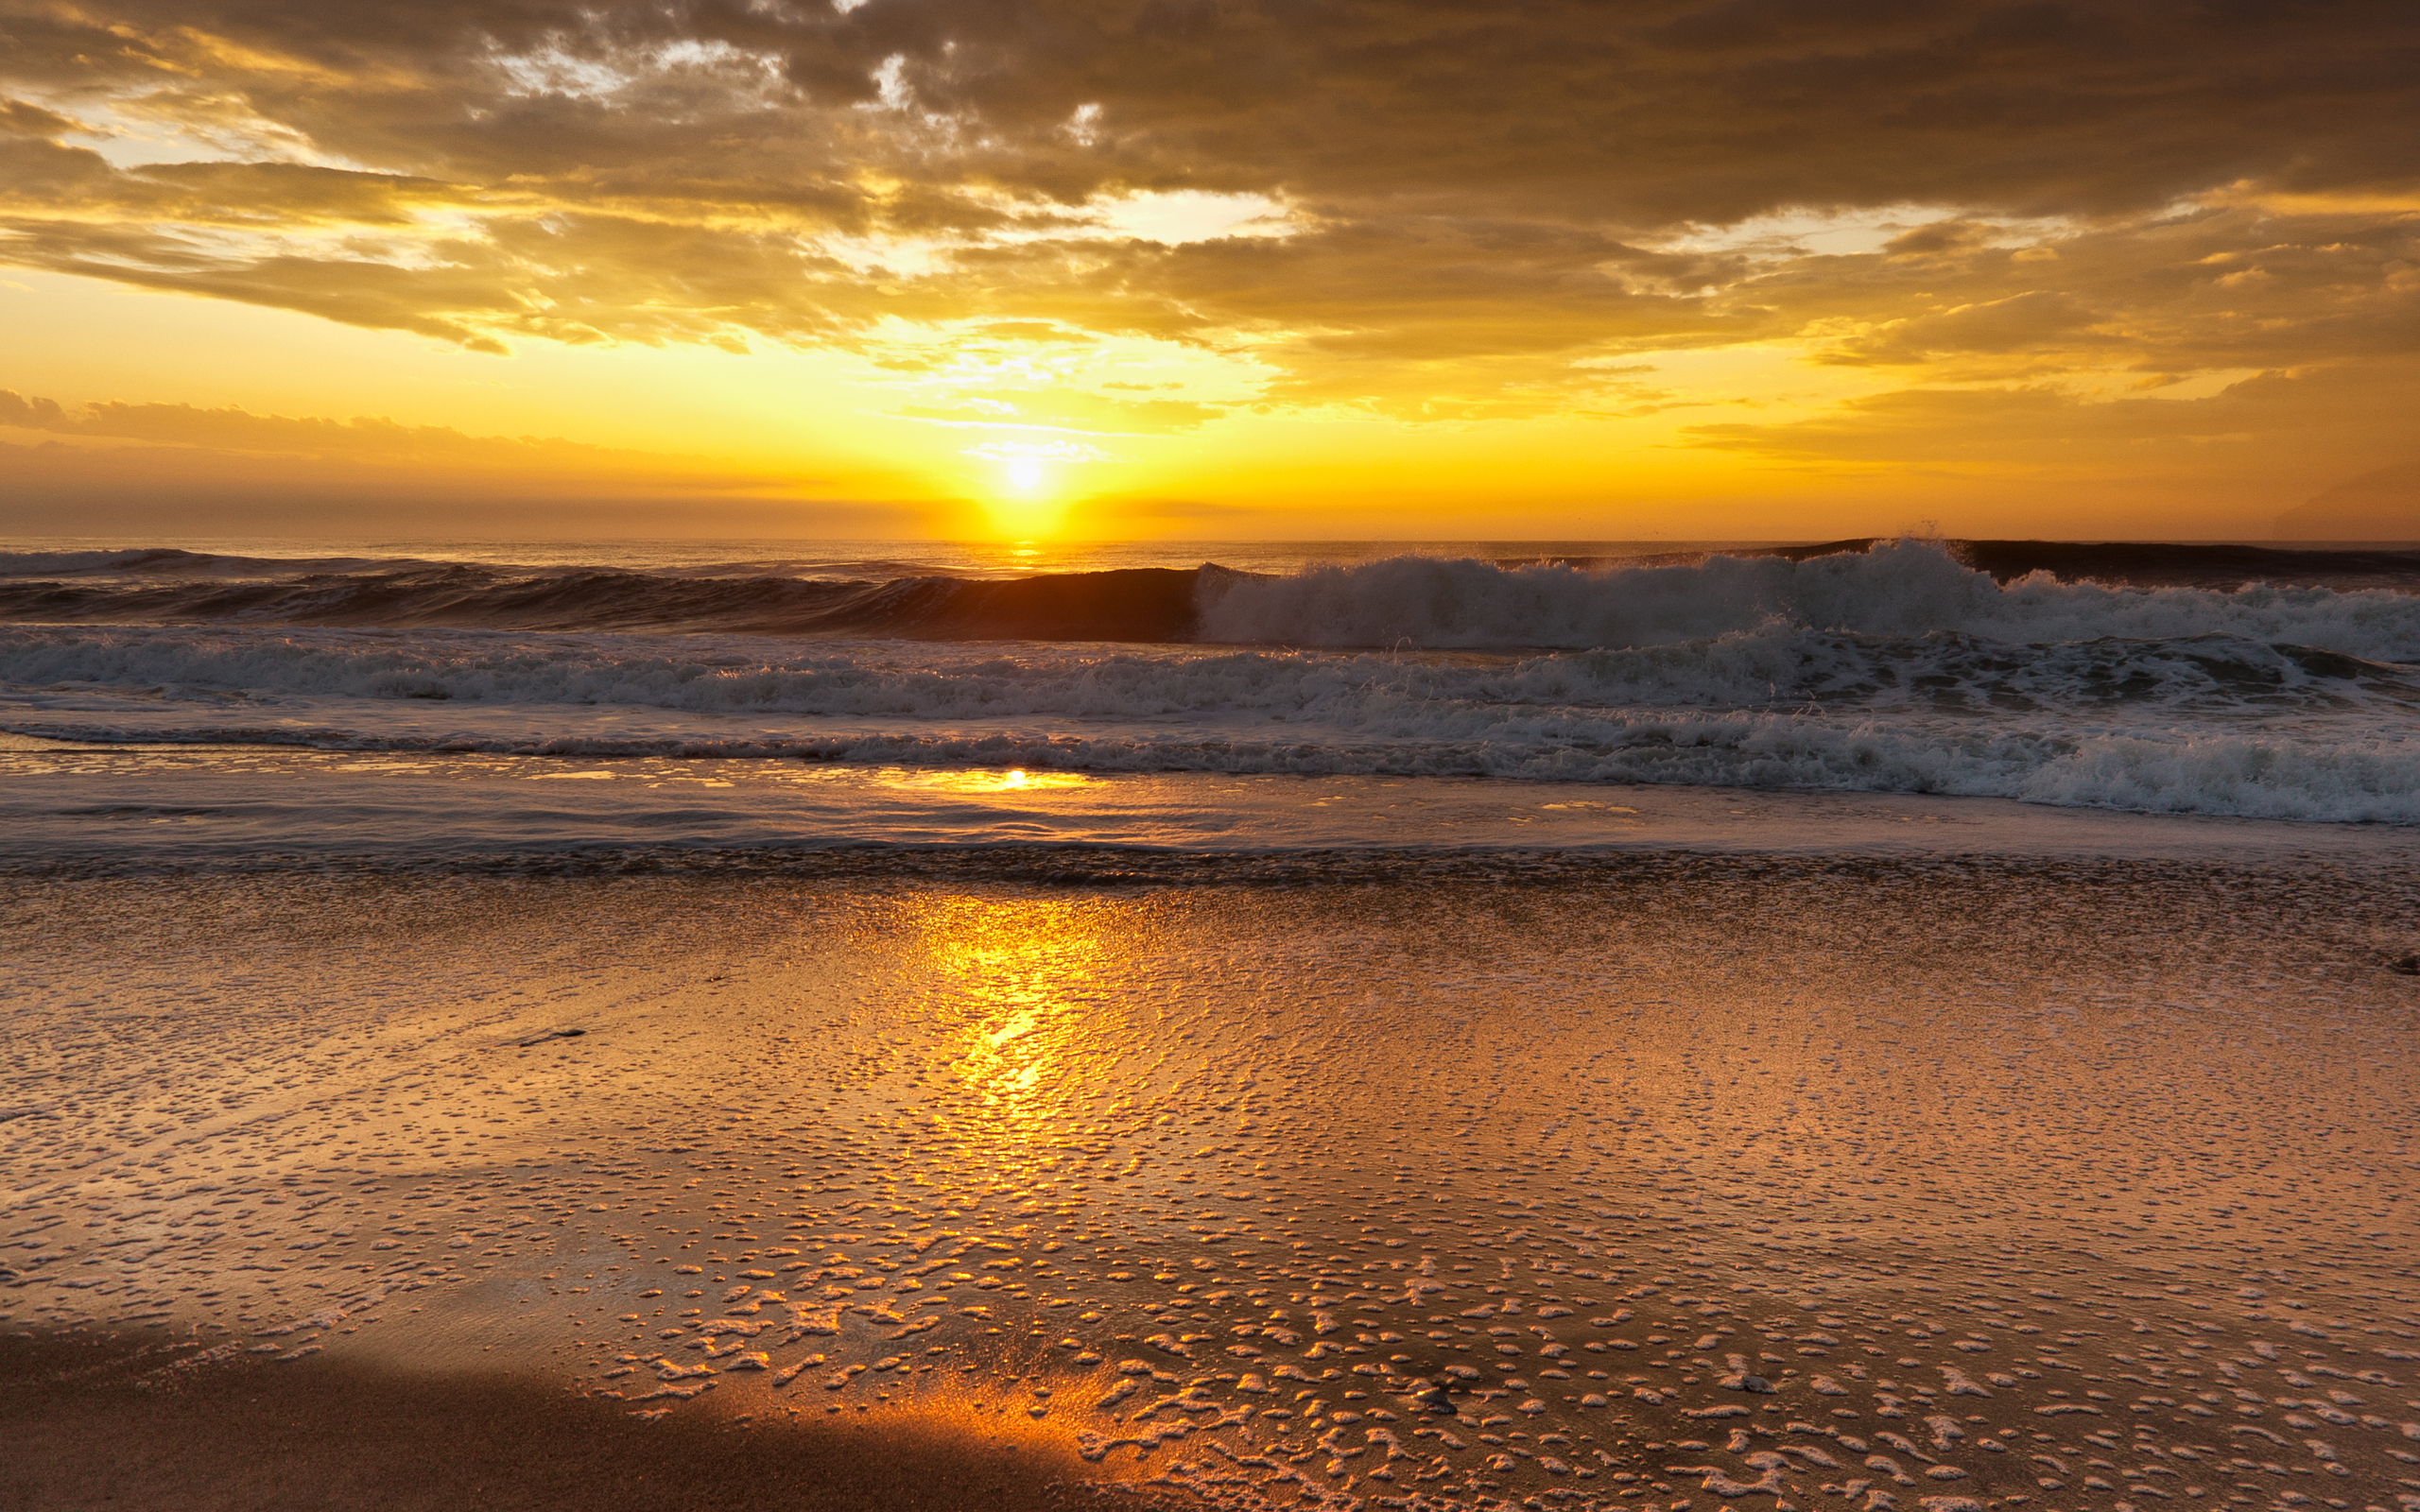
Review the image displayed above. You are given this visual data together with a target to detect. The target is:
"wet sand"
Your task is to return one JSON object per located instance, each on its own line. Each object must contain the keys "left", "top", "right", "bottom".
{"left": 0, "top": 1331, "right": 1141, "bottom": 1512}
{"left": 6, "top": 856, "right": 2419, "bottom": 1511}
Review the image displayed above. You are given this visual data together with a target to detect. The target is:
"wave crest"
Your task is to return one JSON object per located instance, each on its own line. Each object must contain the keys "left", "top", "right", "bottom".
{"left": 1195, "top": 541, "right": 2420, "bottom": 657}
{"left": 5, "top": 539, "right": 2418, "bottom": 652}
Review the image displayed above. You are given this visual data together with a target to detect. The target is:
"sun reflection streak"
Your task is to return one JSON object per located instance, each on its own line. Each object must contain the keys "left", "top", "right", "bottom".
{"left": 876, "top": 766, "right": 1087, "bottom": 795}
{"left": 916, "top": 901, "right": 1117, "bottom": 1155}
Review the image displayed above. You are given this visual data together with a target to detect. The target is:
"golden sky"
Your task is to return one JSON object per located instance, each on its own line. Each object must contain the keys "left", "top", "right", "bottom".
{"left": 3, "top": 0, "right": 2417, "bottom": 541}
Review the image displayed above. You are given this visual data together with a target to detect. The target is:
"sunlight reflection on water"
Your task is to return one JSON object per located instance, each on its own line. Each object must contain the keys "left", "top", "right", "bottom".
{"left": 875, "top": 766, "right": 1091, "bottom": 796}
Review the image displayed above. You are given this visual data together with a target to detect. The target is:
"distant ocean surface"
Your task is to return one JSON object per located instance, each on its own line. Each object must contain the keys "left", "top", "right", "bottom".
{"left": 5, "top": 535, "right": 2420, "bottom": 837}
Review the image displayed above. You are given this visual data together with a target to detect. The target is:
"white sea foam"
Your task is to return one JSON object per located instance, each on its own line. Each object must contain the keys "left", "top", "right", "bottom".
{"left": 1, "top": 619, "right": 2411, "bottom": 723}
{"left": 1196, "top": 541, "right": 2420, "bottom": 657}
{"left": 6, "top": 644, "right": 2420, "bottom": 822}
{"left": 4, "top": 542, "right": 2418, "bottom": 823}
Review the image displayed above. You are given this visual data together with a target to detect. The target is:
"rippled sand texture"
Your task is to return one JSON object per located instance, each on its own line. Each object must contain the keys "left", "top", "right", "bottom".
{"left": 5, "top": 861, "right": 2419, "bottom": 1512}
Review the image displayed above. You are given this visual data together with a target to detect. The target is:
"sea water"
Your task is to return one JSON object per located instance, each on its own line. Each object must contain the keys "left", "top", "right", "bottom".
{"left": 5, "top": 536, "right": 2420, "bottom": 836}
{"left": 3, "top": 537, "right": 2417, "bottom": 1512}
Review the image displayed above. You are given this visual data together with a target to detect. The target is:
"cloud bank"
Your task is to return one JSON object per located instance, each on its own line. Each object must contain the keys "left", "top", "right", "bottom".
{"left": 2, "top": 0, "right": 2416, "bottom": 490}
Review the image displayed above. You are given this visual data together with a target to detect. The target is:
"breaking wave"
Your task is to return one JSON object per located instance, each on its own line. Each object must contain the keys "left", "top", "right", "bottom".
{"left": 4, "top": 618, "right": 2417, "bottom": 719}
{"left": 7, "top": 539, "right": 2419, "bottom": 822}
{"left": 1194, "top": 541, "right": 2420, "bottom": 656}
{"left": 5, "top": 539, "right": 2419, "bottom": 650}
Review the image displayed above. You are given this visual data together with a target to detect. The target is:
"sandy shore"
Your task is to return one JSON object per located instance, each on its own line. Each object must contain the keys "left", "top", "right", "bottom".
{"left": 6, "top": 856, "right": 2418, "bottom": 1511}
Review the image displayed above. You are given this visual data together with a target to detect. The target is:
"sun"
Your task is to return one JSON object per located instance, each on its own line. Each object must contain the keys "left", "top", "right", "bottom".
{"left": 977, "top": 454, "right": 1072, "bottom": 538}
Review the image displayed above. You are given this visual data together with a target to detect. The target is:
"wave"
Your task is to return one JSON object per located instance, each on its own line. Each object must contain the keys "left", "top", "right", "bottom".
{"left": 13, "top": 701, "right": 2420, "bottom": 825}
{"left": 5, "top": 540, "right": 2418, "bottom": 649}
{"left": 5, "top": 616, "right": 2415, "bottom": 719}
{"left": 0, "top": 547, "right": 417, "bottom": 578}
{"left": 9, "top": 540, "right": 2420, "bottom": 823}
{"left": 0, "top": 556, "right": 1213, "bottom": 642}
{"left": 1195, "top": 541, "right": 2420, "bottom": 655}
{"left": 8, "top": 615, "right": 2420, "bottom": 821}
{"left": 1750, "top": 538, "right": 2420, "bottom": 590}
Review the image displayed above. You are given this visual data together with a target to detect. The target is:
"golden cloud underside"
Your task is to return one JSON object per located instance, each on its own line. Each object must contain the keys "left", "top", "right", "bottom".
{"left": 1, "top": 0, "right": 2416, "bottom": 513}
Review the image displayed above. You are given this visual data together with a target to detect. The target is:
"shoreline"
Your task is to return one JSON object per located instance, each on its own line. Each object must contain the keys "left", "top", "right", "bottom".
{"left": 7, "top": 744, "right": 2419, "bottom": 876}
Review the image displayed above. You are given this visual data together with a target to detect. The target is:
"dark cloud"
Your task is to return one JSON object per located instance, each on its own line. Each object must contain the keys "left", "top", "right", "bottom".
{"left": 0, "top": 96, "right": 79, "bottom": 136}
{"left": 11, "top": 3, "right": 2417, "bottom": 212}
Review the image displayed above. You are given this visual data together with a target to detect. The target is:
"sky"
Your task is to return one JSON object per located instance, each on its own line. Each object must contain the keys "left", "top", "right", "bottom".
{"left": 2, "top": 0, "right": 2417, "bottom": 542}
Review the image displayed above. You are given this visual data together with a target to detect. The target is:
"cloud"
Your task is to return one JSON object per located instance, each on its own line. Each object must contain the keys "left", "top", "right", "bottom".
{"left": 1813, "top": 290, "right": 2104, "bottom": 366}
{"left": 0, "top": 383, "right": 954, "bottom": 535}
{"left": 0, "top": 96, "right": 80, "bottom": 137}
{"left": 1678, "top": 361, "right": 2420, "bottom": 494}
{"left": 894, "top": 386, "right": 1223, "bottom": 435}
{"left": 0, "top": 386, "right": 738, "bottom": 480}
{"left": 0, "top": 0, "right": 2415, "bottom": 432}
{"left": 2274, "top": 460, "right": 2420, "bottom": 541}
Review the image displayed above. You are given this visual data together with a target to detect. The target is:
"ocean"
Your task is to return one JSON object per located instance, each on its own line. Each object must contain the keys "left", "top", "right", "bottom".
{"left": 5, "top": 537, "right": 2418, "bottom": 1512}
{"left": 5, "top": 536, "right": 2420, "bottom": 871}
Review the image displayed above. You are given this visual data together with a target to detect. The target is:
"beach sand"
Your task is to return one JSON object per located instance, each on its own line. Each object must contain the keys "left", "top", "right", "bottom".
{"left": 6, "top": 856, "right": 2418, "bottom": 1511}
{"left": 0, "top": 1330, "right": 1142, "bottom": 1512}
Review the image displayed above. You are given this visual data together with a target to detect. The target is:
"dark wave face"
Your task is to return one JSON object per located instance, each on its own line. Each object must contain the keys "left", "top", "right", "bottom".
{"left": 1946, "top": 541, "right": 2420, "bottom": 591}
{"left": 2, "top": 541, "right": 2416, "bottom": 646}
{"left": 1461, "top": 541, "right": 2420, "bottom": 591}
{"left": 0, "top": 556, "right": 1225, "bottom": 642}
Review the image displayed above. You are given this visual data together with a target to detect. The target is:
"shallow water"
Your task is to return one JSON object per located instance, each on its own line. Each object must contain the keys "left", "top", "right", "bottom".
{"left": 7, "top": 861, "right": 2416, "bottom": 1511}
{"left": 8, "top": 738, "right": 2415, "bottom": 869}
